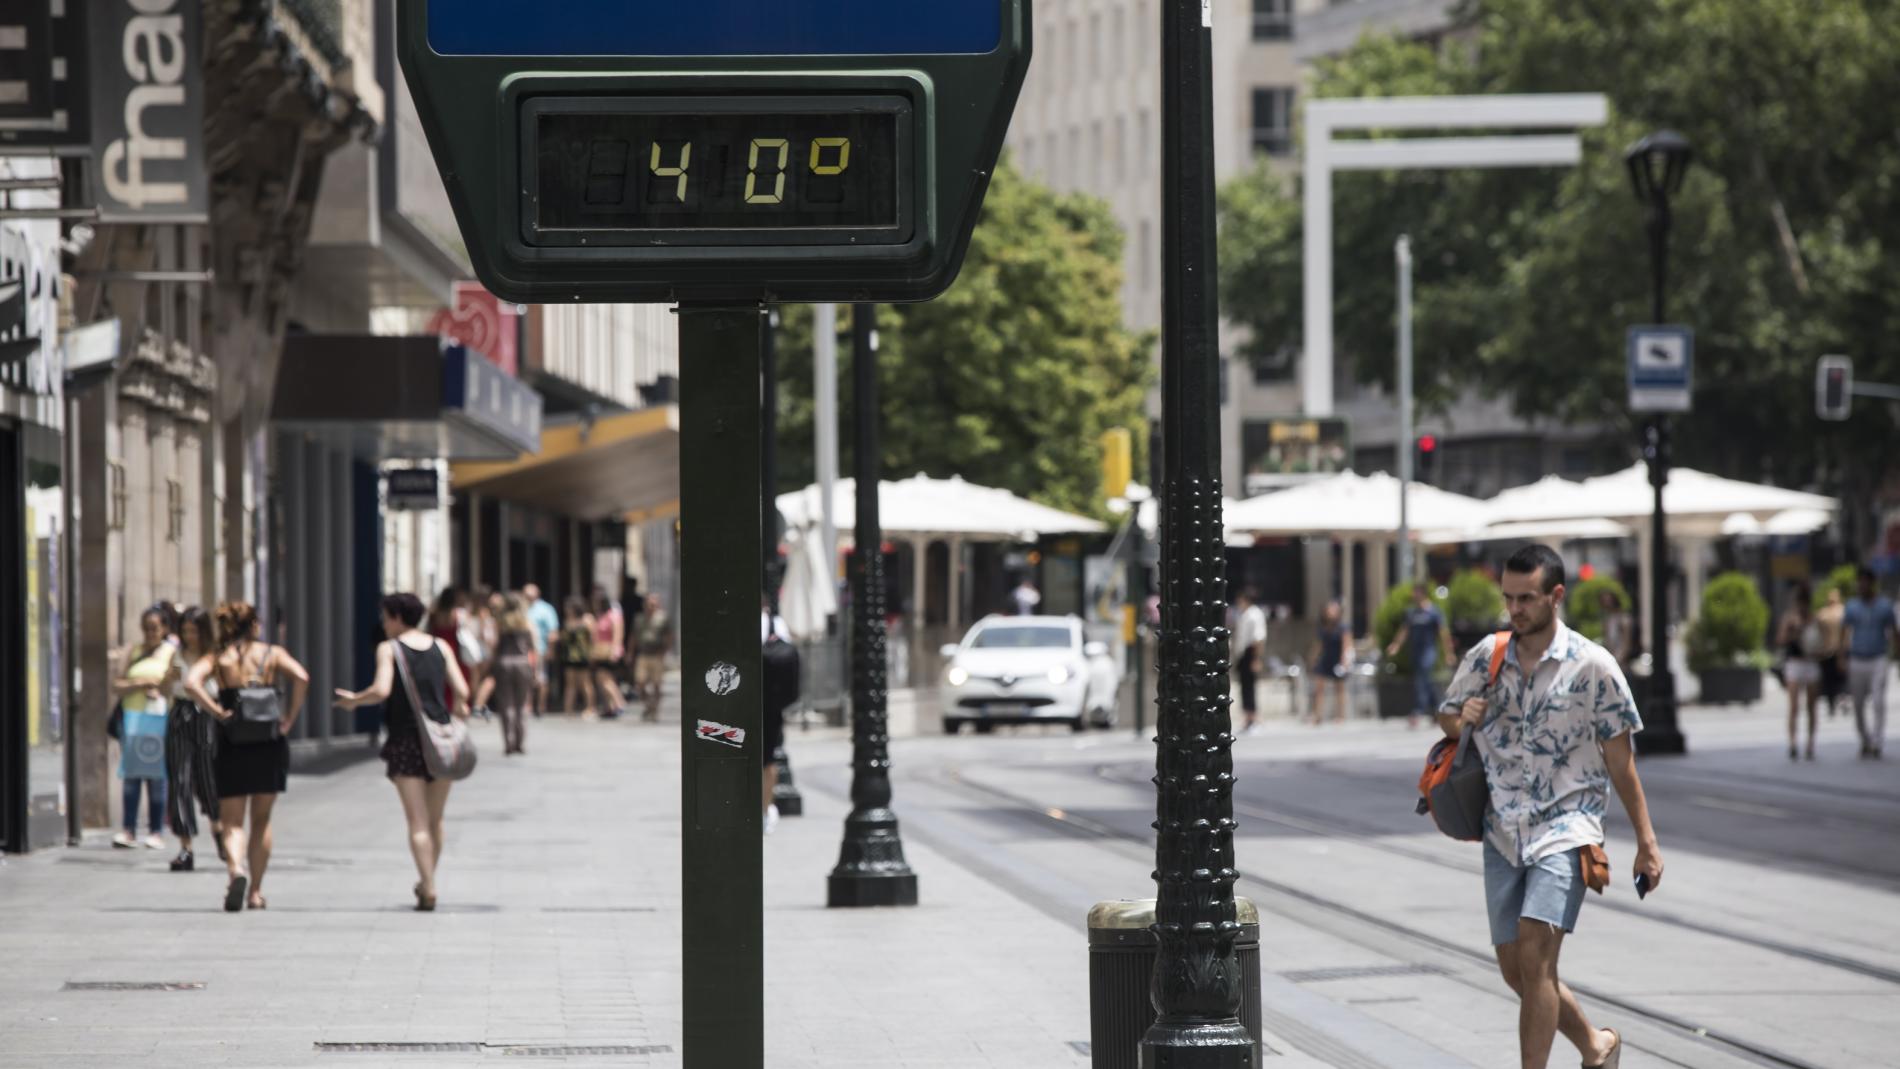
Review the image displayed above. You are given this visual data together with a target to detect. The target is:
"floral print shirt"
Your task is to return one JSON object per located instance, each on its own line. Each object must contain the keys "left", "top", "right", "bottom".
{"left": 1438, "top": 620, "right": 1642, "bottom": 866}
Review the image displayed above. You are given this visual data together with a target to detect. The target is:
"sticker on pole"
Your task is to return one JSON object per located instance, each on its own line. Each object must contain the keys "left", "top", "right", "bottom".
{"left": 704, "top": 662, "right": 741, "bottom": 696}
{"left": 695, "top": 720, "right": 747, "bottom": 748}
{"left": 1627, "top": 325, "right": 1693, "bottom": 413}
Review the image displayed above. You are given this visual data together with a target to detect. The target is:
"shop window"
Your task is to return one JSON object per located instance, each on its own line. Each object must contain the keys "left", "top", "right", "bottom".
{"left": 1252, "top": 87, "right": 1295, "bottom": 157}
{"left": 1252, "top": 0, "right": 1294, "bottom": 40}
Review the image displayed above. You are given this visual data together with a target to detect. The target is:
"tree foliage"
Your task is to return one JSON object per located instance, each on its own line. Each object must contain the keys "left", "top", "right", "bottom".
{"left": 1217, "top": 0, "right": 1900, "bottom": 537}
{"left": 774, "top": 160, "right": 1153, "bottom": 517}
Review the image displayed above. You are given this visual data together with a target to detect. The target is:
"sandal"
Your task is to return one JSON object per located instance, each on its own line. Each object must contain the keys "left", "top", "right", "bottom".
{"left": 1584, "top": 1028, "right": 1621, "bottom": 1069}
{"left": 414, "top": 882, "right": 436, "bottom": 912}
{"left": 247, "top": 893, "right": 267, "bottom": 910}
{"left": 223, "top": 874, "right": 248, "bottom": 913}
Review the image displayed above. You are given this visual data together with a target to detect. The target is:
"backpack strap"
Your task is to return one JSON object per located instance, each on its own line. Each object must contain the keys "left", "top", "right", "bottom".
{"left": 1485, "top": 630, "right": 1513, "bottom": 687}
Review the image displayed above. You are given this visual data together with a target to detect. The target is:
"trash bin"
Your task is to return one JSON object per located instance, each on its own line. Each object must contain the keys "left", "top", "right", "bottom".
{"left": 1087, "top": 898, "right": 1261, "bottom": 1069}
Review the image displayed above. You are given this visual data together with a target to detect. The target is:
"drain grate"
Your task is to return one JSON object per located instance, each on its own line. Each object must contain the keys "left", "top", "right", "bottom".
{"left": 63, "top": 981, "right": 204, "bottom": 992}
{"left": 1280, "top": 963, "right": 1448, "bottom": 983}
{"left": 317, "top": 1042, "right": 485, "bottom": 1054}
{"left": 314, "top": 1042, "right": 673, "bottom": 1057}
{"left": 497, "top": 1045, "right": 672, "bottom": 1057}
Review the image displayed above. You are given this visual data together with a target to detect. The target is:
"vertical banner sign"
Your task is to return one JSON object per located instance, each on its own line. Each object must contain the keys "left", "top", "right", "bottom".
{"left": 89, "top": 0, "right": 208, "bottom": 221}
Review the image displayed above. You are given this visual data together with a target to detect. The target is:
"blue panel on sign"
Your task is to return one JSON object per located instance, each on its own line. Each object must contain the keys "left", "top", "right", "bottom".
{"left": 428, "top": 0, "right": 1001, "bottom": 56}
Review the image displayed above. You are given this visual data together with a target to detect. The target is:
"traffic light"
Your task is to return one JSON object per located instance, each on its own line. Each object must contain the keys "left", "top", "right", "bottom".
{"left": 1100, "top": 428, "right": 1132, "bottom": 500}
{"left": 1414, "top": 434, "right": 1439, "bottom": 485}
{"left": 1817, "top": 354, "right": 1852, "bottom": 421}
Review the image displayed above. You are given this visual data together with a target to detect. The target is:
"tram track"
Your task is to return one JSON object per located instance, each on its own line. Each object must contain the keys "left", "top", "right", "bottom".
{"left": 1095, "top": 763, "right": 1900, "bottom": 989}
{"left": 927, "top": 759, "right": 1850, "bottom": 1069}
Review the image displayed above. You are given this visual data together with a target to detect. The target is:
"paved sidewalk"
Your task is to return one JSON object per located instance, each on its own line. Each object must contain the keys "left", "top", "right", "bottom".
{"left": 0, "top": 713, "right": 1106, "bottom": 1068}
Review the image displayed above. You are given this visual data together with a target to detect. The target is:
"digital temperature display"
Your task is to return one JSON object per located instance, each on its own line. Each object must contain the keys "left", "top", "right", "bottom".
{"left": 523, "top": 96, "right": 909, "bottom": 246}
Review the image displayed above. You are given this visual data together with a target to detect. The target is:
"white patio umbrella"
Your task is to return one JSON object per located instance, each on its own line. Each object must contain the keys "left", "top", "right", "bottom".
{"left": 1486, "top": 464, "right": 1838, "bottom": 652}
{"left": 1224, "top": 470, "right": 1489, "bottom": 536}
{"left": 1486, "top": 463, "right": 1837, "bottom": 535}
{"left": 777, "top": 474, "right": 1105, "bottom": 665}
{"left": 1224, "top": 471, "right": 1490, "bottom": 618}
{"left": 776, "top": 525, "right": 838, "bottom": 641}
{"left": 777, "top": 473, "right": 1105, "bottom": 541}
{"left": 1423, "top": 517, "right": 1631, "bottom": 545}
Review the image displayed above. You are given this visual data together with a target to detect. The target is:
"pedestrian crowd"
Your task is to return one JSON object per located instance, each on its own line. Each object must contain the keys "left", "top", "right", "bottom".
{"left": 1775, "top": 567, "right": 1894, "bottom": 761}
{"left": 111, "top": 598, "right": 310, "bottom": 913}
{"left": 107, "top": 582, "right": 678, "bottom": 912}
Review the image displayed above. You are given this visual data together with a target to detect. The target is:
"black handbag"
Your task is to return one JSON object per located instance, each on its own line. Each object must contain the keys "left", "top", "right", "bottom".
{"left": 222, "top": 644, "right": 283, "bottom": 745}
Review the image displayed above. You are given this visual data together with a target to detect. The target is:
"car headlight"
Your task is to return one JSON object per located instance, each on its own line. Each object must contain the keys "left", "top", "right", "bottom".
{"left": 946, "top": 666, "right": 969, "bottom": 687}
{"left": 1046, "top": 665, "right": 1072, "bottom": 685}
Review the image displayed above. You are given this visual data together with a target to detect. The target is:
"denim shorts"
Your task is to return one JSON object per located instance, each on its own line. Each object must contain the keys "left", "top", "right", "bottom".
{"left": 1483, "top": 842, "right": 1586, "bottom": 945}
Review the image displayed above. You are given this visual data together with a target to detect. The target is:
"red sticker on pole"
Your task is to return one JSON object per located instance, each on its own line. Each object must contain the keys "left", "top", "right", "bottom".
{"left": 695, "top": 720, "right": 747, "bottom": 748}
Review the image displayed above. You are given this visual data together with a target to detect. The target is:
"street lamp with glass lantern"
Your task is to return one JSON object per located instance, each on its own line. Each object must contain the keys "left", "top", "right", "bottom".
{"left": 1623, "top": 129, "right": 1692, "bottom": 756}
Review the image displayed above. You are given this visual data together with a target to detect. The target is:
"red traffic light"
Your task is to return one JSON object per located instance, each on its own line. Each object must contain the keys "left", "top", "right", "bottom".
{"left": 1417, "top": 434, "right": 1438, "bottom": 453}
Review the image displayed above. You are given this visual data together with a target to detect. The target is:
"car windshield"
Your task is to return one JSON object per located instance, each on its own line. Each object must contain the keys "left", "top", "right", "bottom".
{"left": 970, "top": 626, "right": 1071, "bottom": 650}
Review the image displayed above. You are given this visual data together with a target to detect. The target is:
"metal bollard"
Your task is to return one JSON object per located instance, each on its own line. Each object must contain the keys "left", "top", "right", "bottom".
{"left": 1087, "top": 898, "right": 1262, "bottom": 1069}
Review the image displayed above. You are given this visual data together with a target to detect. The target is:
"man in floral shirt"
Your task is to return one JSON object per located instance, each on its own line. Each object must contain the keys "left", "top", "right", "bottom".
{"left": 1438, "top": 545, "right": 1664, "bottom": 1069}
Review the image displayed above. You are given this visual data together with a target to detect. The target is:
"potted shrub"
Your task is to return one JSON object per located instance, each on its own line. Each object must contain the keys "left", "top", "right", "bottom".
{"left": 1372, "top": 582, "right": 1447, "bottom": 718}
{"left": 1813, "top": 564, "right": 1858, "bottom": 608}
{"left": 1686, "top": 572, "right": 1770, "bottom": 705}
{"left": 1445, "top": 569, "right": 1506, "bottom": 656}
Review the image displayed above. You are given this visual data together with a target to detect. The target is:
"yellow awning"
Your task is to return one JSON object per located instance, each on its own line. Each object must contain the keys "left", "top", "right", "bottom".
{"left": 451, "top": 406, "right": 678, "bottom": 520}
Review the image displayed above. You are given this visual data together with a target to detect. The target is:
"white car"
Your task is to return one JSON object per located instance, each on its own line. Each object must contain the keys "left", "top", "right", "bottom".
{"left": 939, "top": 615, "right": 1121, "bottom": 733}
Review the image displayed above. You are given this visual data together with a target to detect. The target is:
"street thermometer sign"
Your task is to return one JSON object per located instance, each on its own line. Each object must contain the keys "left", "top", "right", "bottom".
{"left": 398, "top": 0, "right": 1030, "bottom": 303}
{"left": 400, "top": 4, "right": 1031, "bottom": 1066}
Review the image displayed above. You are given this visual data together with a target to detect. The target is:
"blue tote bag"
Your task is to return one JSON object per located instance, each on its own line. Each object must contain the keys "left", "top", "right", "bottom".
{"left": 120, "top": 705, "right": 168, "bottom": 781}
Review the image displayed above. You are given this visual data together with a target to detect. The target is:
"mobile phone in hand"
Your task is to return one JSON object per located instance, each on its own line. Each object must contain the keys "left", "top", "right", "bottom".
{"left": 1634, "top": 873, "right": 1651, "bottom": 899}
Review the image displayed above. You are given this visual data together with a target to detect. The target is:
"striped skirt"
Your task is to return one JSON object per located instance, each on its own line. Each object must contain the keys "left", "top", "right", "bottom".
{"left": 164, "top": 699, "right": 220, "bottom": 837}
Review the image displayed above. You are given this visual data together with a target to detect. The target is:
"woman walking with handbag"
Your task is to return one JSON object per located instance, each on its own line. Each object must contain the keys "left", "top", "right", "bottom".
{"left": 491, "top": 594, "right": 537, "bottom": 755}
{"left": 161, "top": 607, "right": 222, "bottom": 871}
{"left": 111, "top": 608, "right": 176, "bottom": 850}
{"left": 183, "top": 602, "right": 310, "bottom": 912}
{"left": 335, "top": 593, "right": 473, "bottom": 911}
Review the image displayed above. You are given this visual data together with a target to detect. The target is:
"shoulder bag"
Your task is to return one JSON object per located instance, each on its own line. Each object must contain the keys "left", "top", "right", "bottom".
{"left": 222, "top": 643, "right": 284, "bottom": 745}
{"left": 1416, "top": 630, "right": 1512, "bottom": 841}
{"left": 393, "top": 640, "right": 477, "bottom": 781}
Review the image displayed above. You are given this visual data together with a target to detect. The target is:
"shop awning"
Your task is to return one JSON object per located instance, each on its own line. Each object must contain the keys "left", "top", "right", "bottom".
{"left": 451, "top": 405, "right": 679, "bottom": 520}
{"left": 272, "top": 336, "right": 541, "bottom": 460}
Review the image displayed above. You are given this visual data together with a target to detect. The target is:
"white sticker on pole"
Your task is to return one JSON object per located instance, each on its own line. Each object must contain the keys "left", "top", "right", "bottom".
{"left": 704, "top": 661, "right": 741, "bottom": 696}
{"left": 696, "top": 719, "right": 747, "bottom": 748}
{"left": 1202, "top": 0, "right": 1212, "bottom": 27}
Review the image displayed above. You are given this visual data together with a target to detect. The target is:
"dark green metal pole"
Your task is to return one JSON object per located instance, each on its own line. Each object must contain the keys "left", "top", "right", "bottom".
{"left": 827, "top": 303, "right": 918, "bottom": 908}
{"left": 678, "top": 305, "right": 764, "bottom": 1068}
{"left": 1639, "top": 200, "right": 1686, "bottom": 756}
{"left": 1143, "top": 1, "right": 1251, "bottom": 1066}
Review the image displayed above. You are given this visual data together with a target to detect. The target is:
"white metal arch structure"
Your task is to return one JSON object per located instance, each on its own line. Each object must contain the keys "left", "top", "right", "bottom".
{"left": 1301, "top": 94, "right": 1610, "bottom": 417}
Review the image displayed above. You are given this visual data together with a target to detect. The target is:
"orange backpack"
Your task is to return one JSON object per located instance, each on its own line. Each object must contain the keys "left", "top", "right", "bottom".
{"left": 1415, "top": 631, "right": 1512, "bottom": 840}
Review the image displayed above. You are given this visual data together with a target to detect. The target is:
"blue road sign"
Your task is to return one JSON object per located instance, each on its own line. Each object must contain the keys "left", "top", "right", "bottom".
{"left": 428, "top": 0, "right": 1002, "bottom": 57}
{"left": 1627, "top": 325, "right": 1693, "bottom": 413}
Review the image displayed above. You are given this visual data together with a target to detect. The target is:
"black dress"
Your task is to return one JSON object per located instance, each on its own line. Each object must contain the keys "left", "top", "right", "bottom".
{"left": 382, "top": 639, "right": 451, "bottom": 781}
{"left": 213, "top": 688, "right": 290, "bottom": 798}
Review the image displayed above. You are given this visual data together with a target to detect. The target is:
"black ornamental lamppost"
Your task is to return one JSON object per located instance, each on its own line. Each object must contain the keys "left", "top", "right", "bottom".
{"left": 826, "top": 303, "right": 918, "bottom": 907}
{"left": 1142, "top": 1, "right": 1250, "bottom": 1066}
{"left": 1624, "top": 130, "right": 1692, "bottom": 757}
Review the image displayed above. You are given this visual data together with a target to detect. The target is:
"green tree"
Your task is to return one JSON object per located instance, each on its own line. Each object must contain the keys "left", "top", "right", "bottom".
{"left": 775, "top": 160, "right": 1154, "bottom": 516}
{"left": 1216, "top": 0, "right": 1900, "bottom": 538}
